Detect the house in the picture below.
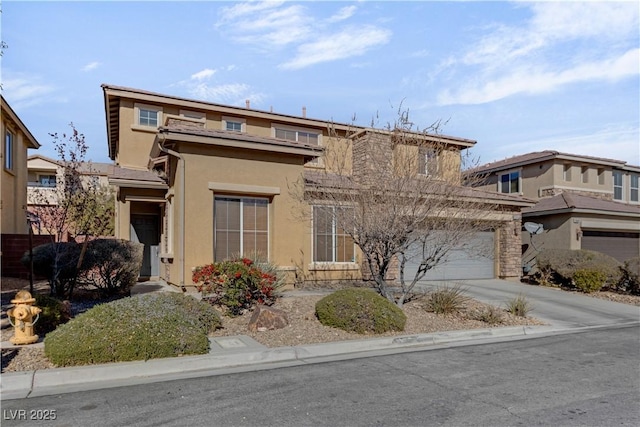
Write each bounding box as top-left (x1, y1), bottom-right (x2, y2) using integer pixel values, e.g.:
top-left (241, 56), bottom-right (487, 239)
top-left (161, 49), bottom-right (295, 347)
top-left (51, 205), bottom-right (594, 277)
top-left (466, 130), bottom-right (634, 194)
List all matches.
top-left (102, 84), bottom-right (533, 287)
top-left (26, 154), bottom-right (115, 240)
top-left (1, 95), bottom-right (44, 277)
top-left (471, 151), bottom-right (640, 265)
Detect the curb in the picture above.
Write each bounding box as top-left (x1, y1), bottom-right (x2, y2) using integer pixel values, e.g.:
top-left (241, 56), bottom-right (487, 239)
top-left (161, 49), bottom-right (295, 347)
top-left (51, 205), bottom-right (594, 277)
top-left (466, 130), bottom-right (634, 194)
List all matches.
top-left (1, 325), bottom-right (556, 400)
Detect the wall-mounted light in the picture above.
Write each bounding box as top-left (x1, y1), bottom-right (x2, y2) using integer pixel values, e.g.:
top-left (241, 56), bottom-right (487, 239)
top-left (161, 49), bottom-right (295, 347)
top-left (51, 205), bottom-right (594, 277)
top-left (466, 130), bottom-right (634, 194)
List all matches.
top-left (576, 227), bottom-right (583, 240)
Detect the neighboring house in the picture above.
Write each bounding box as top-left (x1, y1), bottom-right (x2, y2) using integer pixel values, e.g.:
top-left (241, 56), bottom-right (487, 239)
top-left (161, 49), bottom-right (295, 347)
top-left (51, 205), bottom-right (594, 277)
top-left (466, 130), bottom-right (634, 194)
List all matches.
top-left (27, 154), bottom-right (115, 240)
top-left (102, 84), bottom-right (533, 287)
top-left (471, 151), bottom-right (640, 266)
top-left (1, 95), bottom-right (44, 278)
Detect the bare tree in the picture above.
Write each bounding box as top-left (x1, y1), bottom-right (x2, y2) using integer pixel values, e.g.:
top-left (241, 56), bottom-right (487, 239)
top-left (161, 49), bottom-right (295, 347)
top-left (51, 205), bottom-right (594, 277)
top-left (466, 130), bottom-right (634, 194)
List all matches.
top-left (293, 110), bottom-right (501, 306)
top-left (27, 124), bottom-right (114, 297)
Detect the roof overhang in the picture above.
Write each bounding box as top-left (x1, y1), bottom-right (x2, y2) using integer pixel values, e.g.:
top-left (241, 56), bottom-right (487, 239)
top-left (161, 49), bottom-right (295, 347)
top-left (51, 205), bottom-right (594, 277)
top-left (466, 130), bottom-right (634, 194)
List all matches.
top-left (1, 95), bottom-right (40, 149)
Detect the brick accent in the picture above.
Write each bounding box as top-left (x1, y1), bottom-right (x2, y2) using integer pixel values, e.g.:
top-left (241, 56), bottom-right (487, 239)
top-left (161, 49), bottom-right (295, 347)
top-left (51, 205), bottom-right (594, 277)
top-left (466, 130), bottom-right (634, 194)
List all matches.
top-left (1, 234), bottom-right (53, 279)
top-left (498, 218), bottom-right (523, 280)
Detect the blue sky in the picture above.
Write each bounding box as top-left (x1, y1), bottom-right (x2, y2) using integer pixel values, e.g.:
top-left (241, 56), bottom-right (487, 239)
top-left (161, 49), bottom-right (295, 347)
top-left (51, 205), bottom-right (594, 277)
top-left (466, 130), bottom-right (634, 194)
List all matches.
top-left (2, 0), bottom-right (639, 166)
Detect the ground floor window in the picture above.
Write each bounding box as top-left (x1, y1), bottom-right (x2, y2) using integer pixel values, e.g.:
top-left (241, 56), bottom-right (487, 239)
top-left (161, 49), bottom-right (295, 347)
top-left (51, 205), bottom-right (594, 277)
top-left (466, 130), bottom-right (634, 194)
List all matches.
top-left (313, 206), bottom-right (355, 263)
top-left (214, 197), bottom-right (268, 260)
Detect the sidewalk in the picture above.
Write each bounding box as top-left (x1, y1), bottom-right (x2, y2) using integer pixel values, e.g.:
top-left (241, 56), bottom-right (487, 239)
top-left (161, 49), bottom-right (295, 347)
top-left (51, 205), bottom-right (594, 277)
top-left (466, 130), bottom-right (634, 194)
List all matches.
top-left (2, 279), bottom-right (638, 401)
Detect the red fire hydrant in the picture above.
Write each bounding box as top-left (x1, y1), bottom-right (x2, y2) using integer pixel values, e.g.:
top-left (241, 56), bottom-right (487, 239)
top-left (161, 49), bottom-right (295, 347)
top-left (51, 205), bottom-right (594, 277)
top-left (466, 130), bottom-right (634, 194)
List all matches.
top-left (7, 290), bottom-right (42, 345)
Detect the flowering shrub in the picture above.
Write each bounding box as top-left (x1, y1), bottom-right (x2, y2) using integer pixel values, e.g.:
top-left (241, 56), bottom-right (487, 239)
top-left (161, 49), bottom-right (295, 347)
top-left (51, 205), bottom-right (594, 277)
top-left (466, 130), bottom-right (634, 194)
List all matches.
top-left (192, 257), bottom-right (282, 316)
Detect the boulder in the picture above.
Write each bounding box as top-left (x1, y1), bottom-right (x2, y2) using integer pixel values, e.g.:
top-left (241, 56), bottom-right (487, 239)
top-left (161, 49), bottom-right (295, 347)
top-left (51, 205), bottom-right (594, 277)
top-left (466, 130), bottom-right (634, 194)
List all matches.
top-left (247, 305), bottom-right (289, 332)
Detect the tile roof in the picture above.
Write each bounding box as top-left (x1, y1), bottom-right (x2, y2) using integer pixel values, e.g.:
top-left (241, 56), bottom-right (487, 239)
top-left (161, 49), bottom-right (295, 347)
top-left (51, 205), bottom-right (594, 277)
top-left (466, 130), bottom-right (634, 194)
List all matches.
top-left (524, 193), bottom-right (640, 216)
top-left (109, 166), bottom-right (167, 185)
top-left (472, 150), bottom-right (628, 174)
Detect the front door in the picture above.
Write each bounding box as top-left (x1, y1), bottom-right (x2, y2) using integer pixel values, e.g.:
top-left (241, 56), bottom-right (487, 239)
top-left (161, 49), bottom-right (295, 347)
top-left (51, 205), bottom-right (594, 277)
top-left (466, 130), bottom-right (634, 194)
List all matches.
top-left (131, 215), bottom-right (160, 278)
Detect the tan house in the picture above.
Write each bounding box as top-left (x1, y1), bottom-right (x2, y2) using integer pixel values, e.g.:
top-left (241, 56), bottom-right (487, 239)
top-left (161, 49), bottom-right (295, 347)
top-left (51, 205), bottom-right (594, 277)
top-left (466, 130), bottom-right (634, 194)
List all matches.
top-left (102, 84), bottom-right (533, 287)
top-left (1, 95), bottom-right (41, 234)
top-left (472, 151), bottom-right (640, 265)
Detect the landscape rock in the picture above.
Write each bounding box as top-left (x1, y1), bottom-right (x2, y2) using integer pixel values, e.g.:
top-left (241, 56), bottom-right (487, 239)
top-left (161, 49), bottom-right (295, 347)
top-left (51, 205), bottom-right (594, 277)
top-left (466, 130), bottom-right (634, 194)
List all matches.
top-left (247, 305), bottom-right (289, 332)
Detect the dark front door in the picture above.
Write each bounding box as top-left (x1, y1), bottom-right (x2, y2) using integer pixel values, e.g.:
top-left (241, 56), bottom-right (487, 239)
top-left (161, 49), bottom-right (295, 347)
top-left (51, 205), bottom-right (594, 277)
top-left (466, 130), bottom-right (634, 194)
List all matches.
top-left (131, 215), bottom-right (160, 277)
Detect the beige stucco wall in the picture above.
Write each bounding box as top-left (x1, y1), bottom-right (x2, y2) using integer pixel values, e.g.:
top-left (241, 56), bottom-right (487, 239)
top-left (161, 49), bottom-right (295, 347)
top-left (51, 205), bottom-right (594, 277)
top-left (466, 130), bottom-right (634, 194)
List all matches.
top-left (1, 117), bottom-right (31, 234)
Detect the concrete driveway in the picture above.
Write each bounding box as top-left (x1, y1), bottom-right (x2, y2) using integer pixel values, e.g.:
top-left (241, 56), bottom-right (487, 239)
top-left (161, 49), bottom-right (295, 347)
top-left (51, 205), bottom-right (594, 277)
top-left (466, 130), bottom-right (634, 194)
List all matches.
top-left (416, 279), bottom-right (640, 329)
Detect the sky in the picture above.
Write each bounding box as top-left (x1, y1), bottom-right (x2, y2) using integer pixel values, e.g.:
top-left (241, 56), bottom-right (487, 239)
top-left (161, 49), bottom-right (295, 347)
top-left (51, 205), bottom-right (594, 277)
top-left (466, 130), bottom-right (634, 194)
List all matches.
top-left (2, 0), bottom-right (639, 167)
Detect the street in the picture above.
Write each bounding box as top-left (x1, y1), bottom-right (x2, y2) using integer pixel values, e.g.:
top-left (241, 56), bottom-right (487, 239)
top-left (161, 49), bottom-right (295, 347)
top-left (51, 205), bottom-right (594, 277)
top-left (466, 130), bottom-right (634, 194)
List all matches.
top-left (3, 325), bottom-right (639, 427)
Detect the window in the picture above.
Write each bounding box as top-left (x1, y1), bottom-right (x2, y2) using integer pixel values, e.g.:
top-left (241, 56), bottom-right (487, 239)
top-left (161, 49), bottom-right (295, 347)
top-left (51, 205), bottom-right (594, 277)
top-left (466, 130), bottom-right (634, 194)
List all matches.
top-left (631, 174), bottom-right (639, 203)
top-left (274, 127), bottom-right (319, 145)
top-left (135, 104), bottom-right (162, 128)
top-left (418, 148), bottom-right (439, 176)
top-left (563, 164), bottom-right (572, 181)
top-left (598, 168), bottom-right (605, 185)
top-left (4, 130), bottom-right (14, 170)
top-left (613, 170), bottom-right (623, 200)
top-left (222, 116), bottom-right (245, 133)
top-left (500, 171), bottom-right (520, 194)
top-left (38, 174), bottom-right (57, 187)
top-left (313, 206), bottom-right (355, 263)
top-left (581, 166), bottom-right (589, 183)
top-left (214, 197), bottom-right (268, 260)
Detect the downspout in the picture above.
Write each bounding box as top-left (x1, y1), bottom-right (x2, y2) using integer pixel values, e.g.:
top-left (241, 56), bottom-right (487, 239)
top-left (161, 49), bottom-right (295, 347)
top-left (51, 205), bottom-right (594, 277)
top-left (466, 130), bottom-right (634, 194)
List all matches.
top-left (157, 133), bottom-right (186, 288)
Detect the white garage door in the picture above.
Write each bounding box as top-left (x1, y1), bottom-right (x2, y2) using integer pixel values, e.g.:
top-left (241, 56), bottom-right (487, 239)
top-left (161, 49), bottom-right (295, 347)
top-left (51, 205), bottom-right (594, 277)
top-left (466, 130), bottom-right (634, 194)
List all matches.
top-left (404, 231), bottom-right (495, 281)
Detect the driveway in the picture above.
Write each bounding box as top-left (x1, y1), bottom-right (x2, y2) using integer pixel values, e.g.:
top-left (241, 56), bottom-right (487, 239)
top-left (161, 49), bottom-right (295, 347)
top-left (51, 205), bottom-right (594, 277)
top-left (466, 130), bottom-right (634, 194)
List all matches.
top-left (416, 279), bottom-right (640, 329)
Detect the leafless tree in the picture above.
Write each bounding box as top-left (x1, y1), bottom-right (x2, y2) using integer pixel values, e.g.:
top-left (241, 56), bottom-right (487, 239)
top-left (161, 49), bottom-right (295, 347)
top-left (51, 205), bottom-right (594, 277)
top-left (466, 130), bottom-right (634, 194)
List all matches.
top-left (293, 110), bottom-right (501, 306)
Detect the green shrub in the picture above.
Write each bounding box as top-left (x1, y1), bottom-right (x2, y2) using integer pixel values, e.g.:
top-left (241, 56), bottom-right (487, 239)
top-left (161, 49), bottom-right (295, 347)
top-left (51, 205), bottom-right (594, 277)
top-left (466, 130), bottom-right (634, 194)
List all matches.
top-left (192, 257), bottom-right (283, 316)
top-left (536, 249), bottom-right (622, 289)
top-left (505, 294), bottom-right (533, 318)
top-left (315, 288), bottom-right (406, 334)
top-left (44, 293), bottom-right (221, 366)
top-left (573, 269), bottom-right (606, 293)
top-left (82, 239), bottom-right (144, 296)
top-left (33, 294), bottom-right (72, 335)
top-left (21, 242), bottom-right (84, 297)
top-left (617, 258), bottom-right (640, 295)
top-left (425, 284), bottom-right (469, 314)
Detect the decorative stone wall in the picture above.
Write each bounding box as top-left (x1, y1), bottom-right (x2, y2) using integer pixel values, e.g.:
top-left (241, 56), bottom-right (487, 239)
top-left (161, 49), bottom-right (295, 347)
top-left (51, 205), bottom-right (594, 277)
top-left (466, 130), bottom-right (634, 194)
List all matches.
top-left (539, 187), bottom-right (612, 200)
top-left (498, 217), bottom-right (523, 280)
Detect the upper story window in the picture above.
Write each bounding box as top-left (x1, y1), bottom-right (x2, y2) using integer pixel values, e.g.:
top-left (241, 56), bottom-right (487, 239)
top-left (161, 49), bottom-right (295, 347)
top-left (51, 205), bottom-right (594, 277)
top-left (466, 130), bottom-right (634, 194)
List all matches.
top-left (222, 116), bottom-right (245, 133)
top-left (631, 174), bottom-right (639, 203)
top-left (613, 170), bottom-right (623, 200)
top-left (418, 147), bottom-right (439, 177)
top-left (598, 168), bottom-right (605, 185)
top-left (37, 174), bottom-right (57, 187)
top-left (4, 129), bottom-right (14, 171)
top-left (581, 166), bottom-right (589, 183)
top-left (500, 171), bottom-right (520, 194)
top-left (563, 164), bottom-right (572, 181)
top-left (274, 127), bottom-right (319, 145)
top-left (135, 103), bottom-right (162, 128)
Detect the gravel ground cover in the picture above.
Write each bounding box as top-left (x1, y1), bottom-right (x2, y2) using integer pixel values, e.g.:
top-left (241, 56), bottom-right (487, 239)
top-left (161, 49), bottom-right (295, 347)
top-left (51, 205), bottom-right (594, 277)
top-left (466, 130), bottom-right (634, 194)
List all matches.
top-left (2, 277), bottom-right (638, 373)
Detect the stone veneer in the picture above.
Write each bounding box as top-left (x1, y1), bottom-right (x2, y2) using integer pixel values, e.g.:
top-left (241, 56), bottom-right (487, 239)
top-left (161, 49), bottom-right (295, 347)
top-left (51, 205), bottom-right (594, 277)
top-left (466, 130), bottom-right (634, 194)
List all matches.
top-left (498, 216), bottom-right (523, 280)
top-left (539, 187), bottom-right (613, 201)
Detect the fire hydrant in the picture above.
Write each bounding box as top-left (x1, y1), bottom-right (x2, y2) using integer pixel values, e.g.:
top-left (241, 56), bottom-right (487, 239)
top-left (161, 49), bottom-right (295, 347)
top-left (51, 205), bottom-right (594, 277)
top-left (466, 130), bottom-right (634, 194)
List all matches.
top-left (7, 290), bottom-right (42, 345)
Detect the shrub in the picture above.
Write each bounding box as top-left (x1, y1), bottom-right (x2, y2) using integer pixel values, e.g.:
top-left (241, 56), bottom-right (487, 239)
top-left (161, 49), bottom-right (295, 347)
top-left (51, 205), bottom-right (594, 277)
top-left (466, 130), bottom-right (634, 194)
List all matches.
top-left (33, 294), bottom-right (72, 335)
top-left (617, 257), bottom-right (640, 295)
top-left (425, 284), bottom-right (469, 314)
top-left (573, 269), bottom-right (606, 293)
top-left (44, 293), bottom-right (221, 366)
top-left (315, 288), bottom-right (406, 334)
top-left (192, 257), bottom-right (283, 316)
top-left (505, 294), bottom-right (532, 318)
top-left (82, 239), bottom-right (144, 296)
top-left (472, 305), bottom-right (504, 325)
top-left (21, 242), bottom-right (84, 298)
top-left (536, 249), bottom-right (622, 289)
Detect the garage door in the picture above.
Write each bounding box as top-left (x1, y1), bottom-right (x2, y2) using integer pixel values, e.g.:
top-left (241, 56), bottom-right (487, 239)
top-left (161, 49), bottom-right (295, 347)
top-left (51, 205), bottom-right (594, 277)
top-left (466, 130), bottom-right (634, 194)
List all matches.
top-left (404, 231), bottom-right (495, 281)
top-left (581, 230), bottom-right (640, 262)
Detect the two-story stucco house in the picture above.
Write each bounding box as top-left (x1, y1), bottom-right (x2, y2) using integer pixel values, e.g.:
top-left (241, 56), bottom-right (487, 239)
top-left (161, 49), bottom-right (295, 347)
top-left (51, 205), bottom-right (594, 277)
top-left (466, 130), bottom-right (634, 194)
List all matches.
top-left (102, 84), bottom-right (533, 288)
top-left (472, 151), bottom-right (640, 265)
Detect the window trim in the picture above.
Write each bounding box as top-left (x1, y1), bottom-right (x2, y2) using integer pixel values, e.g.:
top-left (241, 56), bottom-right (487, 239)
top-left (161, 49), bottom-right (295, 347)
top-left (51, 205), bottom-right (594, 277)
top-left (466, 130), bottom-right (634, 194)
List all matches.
top-left (132, 103), bottom-right (162, 130)
top-left (499, 169), bottom-right (521, 194)
top-left (4, 129), bottom-right (14, 171)
top-left (213, 196), bottom-right (270, 261)
top-left (312, 206), bottom-right (356, 264)
top-left (222, 116), bottom-right (246, 133)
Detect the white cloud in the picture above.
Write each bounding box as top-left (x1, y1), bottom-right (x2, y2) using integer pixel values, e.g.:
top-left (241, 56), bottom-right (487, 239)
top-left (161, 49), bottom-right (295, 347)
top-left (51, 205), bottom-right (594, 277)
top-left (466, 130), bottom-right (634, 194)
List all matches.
top-left (438, 2), bottom-right (640, 105)
top-left (191, 68), bottom-right (216, 80)
top-left (81, 61), bottom-right (101, 72)
top-left (281, 26), bottom-right (391, 70)
top-left (1, 73), bottom-right (55, 108)
top-left (188, 82), bottom-right (265, 107)
top-left (328, 6), bottom-right (357, 23)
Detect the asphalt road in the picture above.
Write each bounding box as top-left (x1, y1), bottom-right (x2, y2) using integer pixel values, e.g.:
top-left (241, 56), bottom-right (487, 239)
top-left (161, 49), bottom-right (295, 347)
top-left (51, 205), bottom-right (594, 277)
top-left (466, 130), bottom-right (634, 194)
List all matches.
top-left (3, 325), bottom-right (638, 427)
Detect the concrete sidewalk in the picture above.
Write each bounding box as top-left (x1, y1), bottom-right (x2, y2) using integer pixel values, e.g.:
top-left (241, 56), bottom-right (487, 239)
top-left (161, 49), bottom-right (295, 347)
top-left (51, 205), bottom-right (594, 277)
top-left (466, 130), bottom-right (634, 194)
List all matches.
top-left (2, 279), bottom-right (638, 401)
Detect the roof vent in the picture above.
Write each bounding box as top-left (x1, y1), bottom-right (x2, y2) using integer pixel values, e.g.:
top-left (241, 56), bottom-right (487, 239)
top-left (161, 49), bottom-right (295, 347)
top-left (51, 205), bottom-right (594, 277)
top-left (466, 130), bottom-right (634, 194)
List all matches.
top-left (302, 106), bottom-right (307, 118)
top-left (245, 99), bottom-right (250, 109)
